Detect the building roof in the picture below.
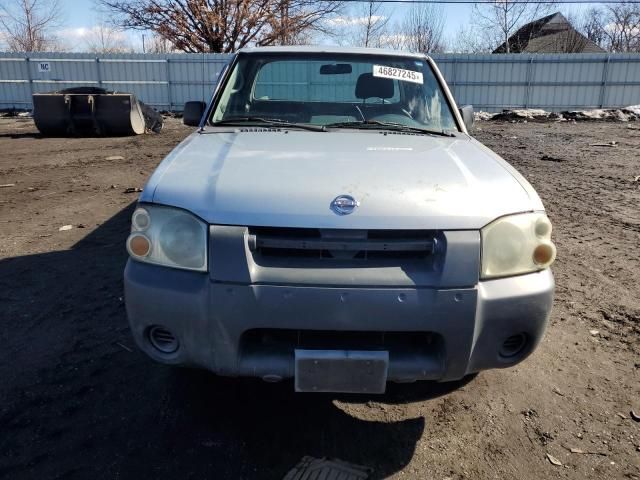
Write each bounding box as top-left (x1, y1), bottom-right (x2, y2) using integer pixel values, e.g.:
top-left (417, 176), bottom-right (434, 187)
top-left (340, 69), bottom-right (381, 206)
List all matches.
top-left (493, 12), bottom-right (605, 54)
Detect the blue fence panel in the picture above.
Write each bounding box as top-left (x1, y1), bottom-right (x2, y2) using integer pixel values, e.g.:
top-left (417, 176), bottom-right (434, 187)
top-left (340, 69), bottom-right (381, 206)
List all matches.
top-left (1, 51), bottom-right (639, 112)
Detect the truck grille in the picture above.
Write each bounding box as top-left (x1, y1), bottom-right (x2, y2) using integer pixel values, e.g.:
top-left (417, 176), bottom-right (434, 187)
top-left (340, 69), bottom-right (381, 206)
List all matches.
top-left (209, 225), bottom-right (477, 287)
top-left (248, 227), bottom-right (437, 262)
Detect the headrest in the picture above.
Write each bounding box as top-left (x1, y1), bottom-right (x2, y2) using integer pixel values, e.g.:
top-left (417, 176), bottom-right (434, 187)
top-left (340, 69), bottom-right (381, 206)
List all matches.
top-left (355, 73), bottom-right (394, 100)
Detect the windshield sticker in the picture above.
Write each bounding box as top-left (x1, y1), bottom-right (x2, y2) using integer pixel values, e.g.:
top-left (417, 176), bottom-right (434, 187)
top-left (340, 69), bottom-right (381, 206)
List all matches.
top-left (373, 65), bottom-right (423, 84)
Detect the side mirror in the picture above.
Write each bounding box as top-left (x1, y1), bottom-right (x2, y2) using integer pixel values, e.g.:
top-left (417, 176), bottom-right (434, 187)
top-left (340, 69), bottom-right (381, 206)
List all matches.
top-left (459, 105), bottom-right (474, 132)
top-left (183, 101), bottom-right (206, 127)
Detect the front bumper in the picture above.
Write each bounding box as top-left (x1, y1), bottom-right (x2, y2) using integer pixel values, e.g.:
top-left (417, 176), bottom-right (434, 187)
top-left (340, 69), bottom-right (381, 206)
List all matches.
top-left (124, 260), bottom-right (554, 382)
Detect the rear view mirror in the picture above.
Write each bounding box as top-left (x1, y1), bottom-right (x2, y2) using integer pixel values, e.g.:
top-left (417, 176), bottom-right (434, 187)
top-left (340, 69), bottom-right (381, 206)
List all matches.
top-left (320, 63), bottom-right (353, 75)
top-left (459, 105), bottom-right (474, 131)
top-left (183, 101), bottom-right (206, 127)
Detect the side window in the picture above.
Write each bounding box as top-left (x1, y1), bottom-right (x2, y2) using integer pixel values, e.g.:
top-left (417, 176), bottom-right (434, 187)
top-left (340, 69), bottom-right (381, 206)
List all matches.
top-left (212, 65), bottom-right (244, 122)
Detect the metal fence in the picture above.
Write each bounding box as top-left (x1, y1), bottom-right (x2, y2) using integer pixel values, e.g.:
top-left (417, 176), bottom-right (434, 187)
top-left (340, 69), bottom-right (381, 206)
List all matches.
top-left (1, 51), bottom-right (639, 112)
top-left (431, 53), bottom-right (640, 111)
top-left (0, 52), bottom-right (229, 111)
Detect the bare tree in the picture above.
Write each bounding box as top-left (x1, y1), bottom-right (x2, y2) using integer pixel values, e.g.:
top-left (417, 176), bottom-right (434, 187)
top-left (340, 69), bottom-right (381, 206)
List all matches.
top-left (333, 1), bottom-right (391, 48)
top-left (0, 0), bottom-right (63, 51)
top-left (144, 33), bottom-right (176, 53)
top-left (603, 1), bottom-right (640, 52)
top-left (358, 1), bottom-right (391, 47)
top-left (84, 23), bottom-right (133, 53)
top-left (577, 3), bottom-right (640, 52)
top-left (379, 28), bottom-right (405, 50)
top-left (579, 7), bottom-right (607, 48)
top-left (397, 3), bottom-right (446, 53)
top-left (451, 25), bottom-right (493, 53)
top-left (472, 0), bottom-right (554, 53)
top-left (99, 0), bottom-right (343, 53)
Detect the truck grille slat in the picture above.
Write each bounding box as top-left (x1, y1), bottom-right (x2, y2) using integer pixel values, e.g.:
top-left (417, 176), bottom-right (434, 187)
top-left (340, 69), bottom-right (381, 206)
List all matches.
top-left (248, 227), bottom-right (437, 261)
top-left (253, 236), bottom-right (434, 252)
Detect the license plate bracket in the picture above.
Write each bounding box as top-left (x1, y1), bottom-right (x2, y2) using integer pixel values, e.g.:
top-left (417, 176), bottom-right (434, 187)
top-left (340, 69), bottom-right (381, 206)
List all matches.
top-left (294, 349), bottom-right (389, 394)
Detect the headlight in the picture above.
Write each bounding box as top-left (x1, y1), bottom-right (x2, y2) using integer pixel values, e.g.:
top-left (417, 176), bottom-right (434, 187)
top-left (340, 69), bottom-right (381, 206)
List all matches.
top-left (126, 205), bottom-right (207, 271)
top-left (481, 212), bottom-right (556, 279)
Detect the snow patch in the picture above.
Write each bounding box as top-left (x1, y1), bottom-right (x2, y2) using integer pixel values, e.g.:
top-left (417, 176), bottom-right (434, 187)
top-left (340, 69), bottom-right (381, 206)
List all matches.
top-left (474, 106), bottom-right (640, 122)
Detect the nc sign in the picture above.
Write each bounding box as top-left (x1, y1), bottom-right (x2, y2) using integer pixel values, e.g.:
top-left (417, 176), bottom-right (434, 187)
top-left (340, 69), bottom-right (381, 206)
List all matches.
top-left (37, 62), bottom-right (51, 73)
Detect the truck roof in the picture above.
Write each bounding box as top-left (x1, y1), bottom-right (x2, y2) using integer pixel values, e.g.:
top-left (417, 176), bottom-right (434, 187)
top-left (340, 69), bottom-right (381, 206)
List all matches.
top-left (237, 45), bottom-right (431, 60)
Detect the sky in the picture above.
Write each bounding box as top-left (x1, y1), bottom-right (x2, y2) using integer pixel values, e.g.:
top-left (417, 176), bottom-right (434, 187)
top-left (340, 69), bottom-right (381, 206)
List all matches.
top-left (57, 0), bottom-right (595, 52)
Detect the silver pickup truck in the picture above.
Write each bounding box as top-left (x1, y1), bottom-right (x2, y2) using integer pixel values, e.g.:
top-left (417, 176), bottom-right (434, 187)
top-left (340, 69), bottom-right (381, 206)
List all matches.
top-left (124, 46), bottom-right (556, 394)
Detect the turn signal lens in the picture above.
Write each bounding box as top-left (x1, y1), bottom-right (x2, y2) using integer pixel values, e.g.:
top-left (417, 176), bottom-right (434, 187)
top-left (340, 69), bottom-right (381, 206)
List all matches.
top-left (128, 234), bottom-right (151, 257)
top-left (533, 243), bottom-right (556, 266)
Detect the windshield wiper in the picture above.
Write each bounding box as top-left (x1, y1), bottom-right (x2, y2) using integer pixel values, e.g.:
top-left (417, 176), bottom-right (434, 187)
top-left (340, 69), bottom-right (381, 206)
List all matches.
top-left (211, 116), bottom-right (326, 132)
top-left (325, 120), bottom-right (455, 137)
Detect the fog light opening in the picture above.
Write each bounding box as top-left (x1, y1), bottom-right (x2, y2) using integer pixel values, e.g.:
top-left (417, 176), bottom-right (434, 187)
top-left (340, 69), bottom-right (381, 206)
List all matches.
top-left (499, 333), bottom-right (528, 358)
top-left (148, 326), bottom-right (179, 354)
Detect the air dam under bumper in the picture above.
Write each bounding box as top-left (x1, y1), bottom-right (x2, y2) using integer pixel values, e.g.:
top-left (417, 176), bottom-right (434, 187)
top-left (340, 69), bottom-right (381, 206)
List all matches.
top-left (124, 260), bottom-right (554, 382)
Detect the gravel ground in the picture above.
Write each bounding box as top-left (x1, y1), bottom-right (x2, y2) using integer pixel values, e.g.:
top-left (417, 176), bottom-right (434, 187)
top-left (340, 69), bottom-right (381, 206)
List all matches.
top-left (0, 117), bottom-right (639, 480)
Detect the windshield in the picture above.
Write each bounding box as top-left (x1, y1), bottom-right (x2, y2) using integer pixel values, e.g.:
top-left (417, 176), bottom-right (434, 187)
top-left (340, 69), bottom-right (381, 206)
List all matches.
top-left (209, 53), bottom-right (459, 132)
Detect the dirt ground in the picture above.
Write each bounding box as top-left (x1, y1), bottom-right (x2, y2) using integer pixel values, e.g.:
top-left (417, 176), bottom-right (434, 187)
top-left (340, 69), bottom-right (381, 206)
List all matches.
top-left (0, 116), bottom-right (638, 480)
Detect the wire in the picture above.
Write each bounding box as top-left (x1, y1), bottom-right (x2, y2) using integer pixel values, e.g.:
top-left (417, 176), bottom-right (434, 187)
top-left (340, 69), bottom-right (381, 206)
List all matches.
top-left (330, 0), bottom-right (640, 3)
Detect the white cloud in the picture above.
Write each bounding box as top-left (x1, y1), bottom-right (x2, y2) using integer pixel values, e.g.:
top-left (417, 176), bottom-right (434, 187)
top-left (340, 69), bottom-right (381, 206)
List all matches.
top-left (57, 25), bottom-right (132, 52)
top-left (59, 26), bottom-right (127, 43)
top-left (327, 15), bottom-right (387, 27)
top-left (604, 21), bottom-right (640, 35)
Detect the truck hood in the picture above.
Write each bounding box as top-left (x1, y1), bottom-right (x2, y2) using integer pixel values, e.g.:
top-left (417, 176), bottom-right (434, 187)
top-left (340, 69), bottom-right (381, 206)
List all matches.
top-left (143, 130), bottom-right (542, 230)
